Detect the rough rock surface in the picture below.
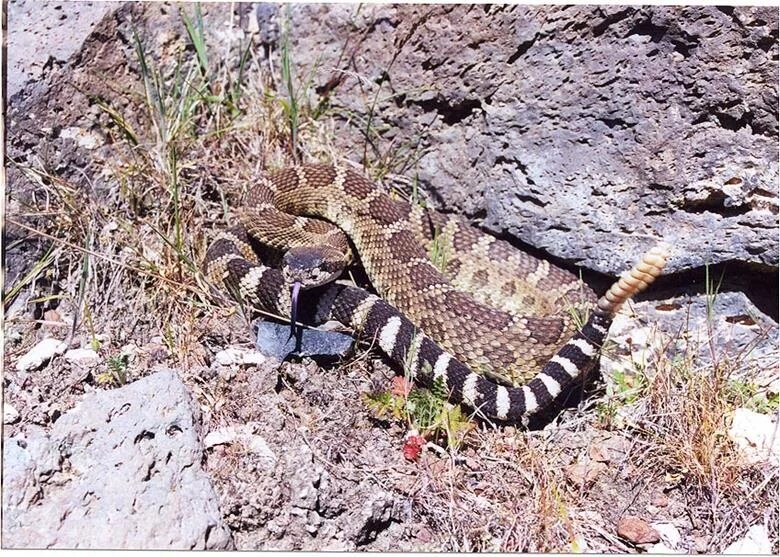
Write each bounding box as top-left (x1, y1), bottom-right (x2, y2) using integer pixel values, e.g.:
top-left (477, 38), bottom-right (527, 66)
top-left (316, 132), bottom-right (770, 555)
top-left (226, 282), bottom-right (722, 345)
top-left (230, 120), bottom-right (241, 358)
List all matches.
top-left (3, 5), bottom-right (777, 551)
top-left (6, 0), bottom-right (120, 97)
top-left (603, 291), bottom-right (778, 379)
top-left (2, 370), bottom-right (233, 549)
top-left (6, 4), bottom-right (778, 301)
top-left (283, 4), bottom-right (778, 275)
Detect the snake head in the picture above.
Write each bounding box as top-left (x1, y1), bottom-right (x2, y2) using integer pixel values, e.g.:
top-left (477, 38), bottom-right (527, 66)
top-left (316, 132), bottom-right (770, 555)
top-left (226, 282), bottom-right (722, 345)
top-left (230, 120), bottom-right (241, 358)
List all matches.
top-left (282, 246), bottom-right (346, 290)
top-left (283, 246), bottom-right (346, 337)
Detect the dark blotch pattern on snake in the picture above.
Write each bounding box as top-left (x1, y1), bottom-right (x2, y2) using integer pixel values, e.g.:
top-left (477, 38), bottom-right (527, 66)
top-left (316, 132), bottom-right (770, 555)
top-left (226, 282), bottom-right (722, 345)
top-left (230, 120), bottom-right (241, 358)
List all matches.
top-left (203, 164), bottom-right (669, 421)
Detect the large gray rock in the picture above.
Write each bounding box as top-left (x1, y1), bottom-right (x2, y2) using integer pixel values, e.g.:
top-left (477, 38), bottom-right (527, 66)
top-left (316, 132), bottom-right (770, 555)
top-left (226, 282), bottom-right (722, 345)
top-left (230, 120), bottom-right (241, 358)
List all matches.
top-left (2, 370), bottom-right (233, 549)
top-left (284, 4), bottom-right (778, 274)
top-left (6, 4), bottom-right (776, 290)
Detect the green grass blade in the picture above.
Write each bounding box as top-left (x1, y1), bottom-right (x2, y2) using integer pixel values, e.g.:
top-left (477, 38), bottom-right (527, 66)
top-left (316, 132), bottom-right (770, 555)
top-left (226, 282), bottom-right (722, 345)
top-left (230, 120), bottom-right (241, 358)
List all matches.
top-left (181, 4), bottom-right (209, 84)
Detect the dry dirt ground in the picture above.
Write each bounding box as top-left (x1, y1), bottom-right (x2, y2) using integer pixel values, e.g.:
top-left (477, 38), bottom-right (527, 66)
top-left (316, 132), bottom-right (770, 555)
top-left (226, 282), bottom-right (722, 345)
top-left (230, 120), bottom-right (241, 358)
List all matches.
top-left (3, 3), bottom-right (778, 551)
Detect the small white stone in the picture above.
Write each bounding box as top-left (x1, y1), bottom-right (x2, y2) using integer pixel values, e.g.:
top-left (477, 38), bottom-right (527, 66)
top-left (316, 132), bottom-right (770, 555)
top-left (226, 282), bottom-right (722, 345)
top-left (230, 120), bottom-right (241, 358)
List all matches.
top-left (59, 126), bottom-right (102, 149)
top-left (570, 534), bottom-right (589, 553)
top-left (724, 524), bottom-right (772, 554)
top-left (215, 347), bottom-right (266, 367)
top-left (214, 349), bottom-right (238, 366)
top-left (204, 424), bottom-right (276, 466)
top-left (16, 338), bottom-right (67, 371)
top-left (653, 523), bottom-right (682, 549)
top-left (728, 408), bottom-right (780, 465)
top-left (240, 350), bottom-right (266, 366)
top-left (3, 403), bottom-right (20, 424)
top-left (64, 348), bottom-right (101, 367)
top-left (204, 428), bottom-right (234, 448)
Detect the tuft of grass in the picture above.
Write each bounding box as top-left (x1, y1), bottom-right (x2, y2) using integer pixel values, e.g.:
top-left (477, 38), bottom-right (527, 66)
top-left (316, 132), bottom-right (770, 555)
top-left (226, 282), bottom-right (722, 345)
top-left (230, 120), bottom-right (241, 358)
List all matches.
top-left (630, 330), bottom-right (777, 551)
top-left (3, 244), bottom-right (58, 311)
top-left (180, 4), bottom-right (209, 84)
top-left (564, 271), bottom-right (591, 331)
top-left (279, 11), bottom-right (300, 159)
top-left (274, 7), bottom-right (327, 161)
top-left (595, 363), bottom-right (649, 429)
top-left (5, 9), bottom-right (283, 373)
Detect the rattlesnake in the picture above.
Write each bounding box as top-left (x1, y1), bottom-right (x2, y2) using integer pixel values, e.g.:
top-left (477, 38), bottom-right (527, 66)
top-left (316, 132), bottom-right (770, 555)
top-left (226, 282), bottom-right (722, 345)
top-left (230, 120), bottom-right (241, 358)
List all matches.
top-left (203, 164), bottom-right (669, 422)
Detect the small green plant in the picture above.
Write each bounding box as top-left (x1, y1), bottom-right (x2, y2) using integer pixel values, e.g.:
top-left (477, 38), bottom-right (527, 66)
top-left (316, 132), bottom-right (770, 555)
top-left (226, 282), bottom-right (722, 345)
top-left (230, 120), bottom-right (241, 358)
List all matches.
top-left (611, 368), bottom-right (647, 404)
top-left (596, 362), bottom-right (649, 428)
top-left (726, 379), bottom-right (780, 414)
top-left (364, 378), bottom-right (473, 450)
top-left (595, 400), bottom-right (619, 428)
top-left (97, 354), bottom-right (129, 387)
top-left (279, 12), bottom-right (299, 157)
top-left (364, 336), bottom-right (473, 449)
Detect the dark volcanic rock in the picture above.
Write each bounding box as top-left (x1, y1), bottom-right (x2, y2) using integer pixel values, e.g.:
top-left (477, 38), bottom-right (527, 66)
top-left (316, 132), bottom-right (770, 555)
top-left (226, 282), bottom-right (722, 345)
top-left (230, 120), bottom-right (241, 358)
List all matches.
top-left (285, 4), bottom-right (778, 275)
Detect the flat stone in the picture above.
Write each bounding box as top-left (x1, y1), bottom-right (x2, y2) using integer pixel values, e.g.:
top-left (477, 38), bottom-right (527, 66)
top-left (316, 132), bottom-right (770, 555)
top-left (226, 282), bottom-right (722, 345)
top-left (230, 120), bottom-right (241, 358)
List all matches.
top-left (214, 347), bottom-right (267, 367)
top-left (16, 338), bottom-right (67, 371)
top-left (3, 403), bottom-right (20, 425)
top-left (602, 292), bottom-right (778, 382)
top-left (724, 524), bottom-right (772, 554)
top-left (565, 460), bottom-right (608, 486)
top-left (728, 407), bottom-right (780, 465)
top-left (214, 348), bottom-right (239, 366)
top-left (254, 320), bottom-right (354, 362)
top-left (653, 522), bottom-right (682, 549)
top-left (204, 423), bottom-right (277, 468)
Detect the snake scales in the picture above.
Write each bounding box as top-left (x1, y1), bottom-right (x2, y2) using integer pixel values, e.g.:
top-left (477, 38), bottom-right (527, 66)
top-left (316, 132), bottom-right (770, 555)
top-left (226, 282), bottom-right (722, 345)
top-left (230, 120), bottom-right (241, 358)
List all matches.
top-left (203, 164), bottom-right (669, 422)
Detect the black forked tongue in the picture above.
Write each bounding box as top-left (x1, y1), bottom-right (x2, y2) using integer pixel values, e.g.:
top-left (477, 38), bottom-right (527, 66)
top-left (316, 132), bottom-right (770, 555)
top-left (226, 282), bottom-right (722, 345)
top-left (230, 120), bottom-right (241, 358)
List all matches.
top-left (288, 281), bottom-right (302, 339)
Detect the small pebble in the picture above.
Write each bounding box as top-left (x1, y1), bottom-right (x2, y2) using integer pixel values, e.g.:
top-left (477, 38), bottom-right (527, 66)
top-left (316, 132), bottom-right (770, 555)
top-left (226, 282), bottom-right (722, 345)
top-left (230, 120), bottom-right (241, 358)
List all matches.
top-left (617, 516), bottom-right (661, 545)
top-left (653, 522), bottom-right (681, 549)
top-left (565, 460), bottom-right (608, 486)
top-left (216, 366), bottom-right (236, 381)
top-left (3, 403), bottom-right (20, 424)
top-left (214, 350), bottom-right (237, 366)
top-left (651, 493), bottom-right (670, 508)
top-left (241, 350), bottom-right (266, 366)
top-left (416, 526), bottom-right (433, 543)
top-left (64, 348), bottom-right (101, 367)
top-left (693, 535), bottom-right (710, 553)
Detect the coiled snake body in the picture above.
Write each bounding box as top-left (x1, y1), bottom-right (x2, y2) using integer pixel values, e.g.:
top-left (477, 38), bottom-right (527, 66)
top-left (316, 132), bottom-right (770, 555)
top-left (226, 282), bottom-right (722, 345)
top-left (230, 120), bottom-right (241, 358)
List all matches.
top-left (204, 164), bottom-right (669, 422)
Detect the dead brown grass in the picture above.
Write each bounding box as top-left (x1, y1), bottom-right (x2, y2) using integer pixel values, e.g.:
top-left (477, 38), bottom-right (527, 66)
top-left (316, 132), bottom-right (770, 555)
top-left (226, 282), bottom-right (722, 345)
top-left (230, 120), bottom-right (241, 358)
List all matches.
top-left (4, 6), bottom-right (777, 554)
top-left (626, 322), bottom-right (779, 552)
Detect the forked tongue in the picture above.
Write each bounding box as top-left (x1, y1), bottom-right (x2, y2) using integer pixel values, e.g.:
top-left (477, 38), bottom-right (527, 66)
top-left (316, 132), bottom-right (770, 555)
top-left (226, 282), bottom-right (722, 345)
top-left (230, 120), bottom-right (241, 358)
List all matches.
top-left (289, 281), bottom-right (302, 338)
